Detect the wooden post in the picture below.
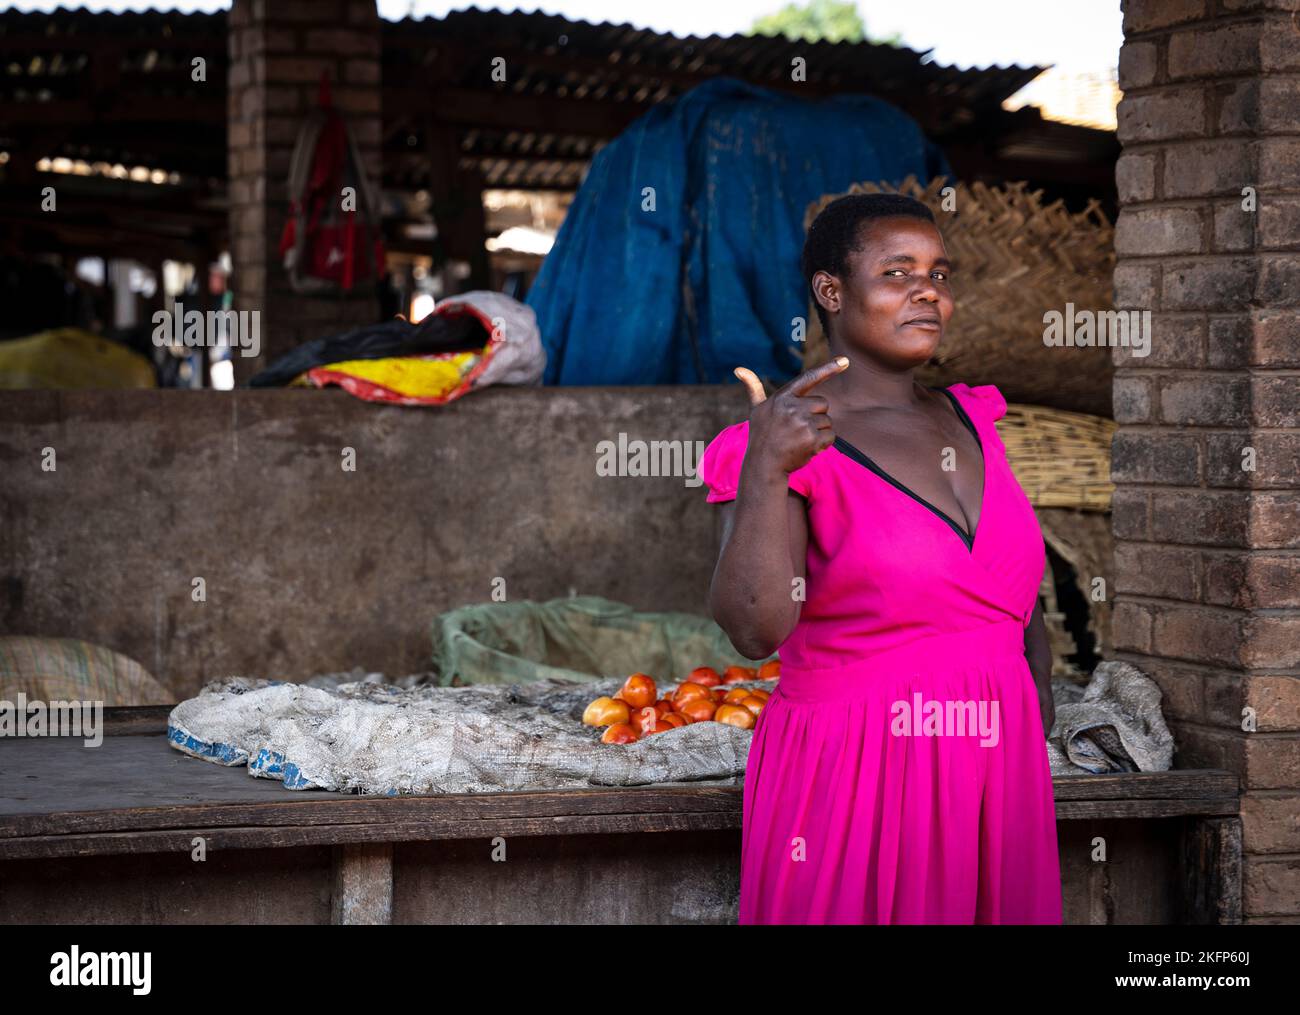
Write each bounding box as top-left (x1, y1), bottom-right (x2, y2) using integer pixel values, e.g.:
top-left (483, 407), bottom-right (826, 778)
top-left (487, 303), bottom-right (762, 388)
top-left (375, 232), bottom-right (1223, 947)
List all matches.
top-left (424, 118), bottom-right (489, 292)
top-left (330, 842), bottom-right (395, 925)
top-left (1181, 815), bottom-right (1243, 925)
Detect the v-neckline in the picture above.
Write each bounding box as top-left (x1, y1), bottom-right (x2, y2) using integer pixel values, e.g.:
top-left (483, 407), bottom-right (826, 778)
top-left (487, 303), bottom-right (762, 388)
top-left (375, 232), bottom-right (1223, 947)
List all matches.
top-left (831, 386), bottom-right (988, 554)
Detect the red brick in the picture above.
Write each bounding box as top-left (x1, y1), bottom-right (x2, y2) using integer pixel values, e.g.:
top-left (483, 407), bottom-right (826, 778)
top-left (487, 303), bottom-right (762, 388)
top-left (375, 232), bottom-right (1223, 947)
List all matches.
top-left (347, 0), bottom-right (380, 25)
top-left (262, 0), bottom-right (339, 22)
top-left (1216, 79), bottom-right (1261, 134)
top-left (235, 265), bottom-right (266, 297)
top-left (1259, 78), bottom-right (1300, 132)
top-left (1139, 657), bottom-right (1206, 722)
top-left (229, 60), bottom-right (252, 91)
top-left (1202, 553), bottom-right (1248, 608)
top-left (231, 235), bottom-right (263, 271)
top-left (1119, 40), bottom-right (1159, 90)
top-left (1117, 88), bottom-right (1207, 143)
top-left (1116, 151), bottom-right (1158, 204)
top-left (227, 177), bottom-right (253, 206)
top-left (1151, 489), bottom-right (1251, 545)
top-left (350, 118), bottom-right (382, 148)
top-left (1153, 604), bottom-right (1244, 665)
top-left (1114, 541), bottom-right (1202, 598)
top-left (1244, 856), bottom-right (1300, 915)
top-left (1258, 196), bottom-right (1300, 250)
top-left (1123, 0), bottom-right (1208, 34)
top-left (1113, 262), bottom-right (1159, 308)
top-left (1252, 493), bottom-right (1300, 547)
top-left (1253, 374), bottom-right (1300, 426)
top-left (1245, 736), bottom-right (1300, 790)
top-left (1259, 138), bottom-right (1300, 188)
top-left (331, 86), bottom-right (382, 116)
top-left (1246, 674), bottom-right (1300, 732)
top-left (344, 58), bottom-right (380, 86)
top-left (1116, 312), bottom-right (1204, 367)
top-left (1261, 18), bottom-right (1300, 71)
top-left (1221, 0), bottom-right (1300, 10)
top-left (1168, 23), bottom-right (1262, 79)
top-left (265, 148), bottom-right (293, 176)
top-left (1242, 794), bottom-right (1300, 853)
top-left (1159, 374), bottom-right (1250, 425)
top-left (1112, 599), bottom-right (1156, 653)
top-left (227, 120), bottom-right (252, 149)
top-left (303, 30), bottom-right (377, 58)
top-left (1163, 141), bottom-right (1254, 198)
top-left (1250, 310), bottom-right (1300, 366)
top-left (1172, 723), bottom-right (1245, 773)
top-left (1204, 668), bottom-right (1244, 726)
top-left (1213, 200), bottom-right (1256, 252)
top-left (1218, 433), bottom-right (1300, 486)
top-left (264, 115), bottom-right (300, 147)
top-left (239, 87), bottom-right (263, 120)
top-left (266, 85), bottom-right (304, 115)
top-left (1112, 375), bottom-right (1154, 423)
top-left (1205, 553), bottom-right (1300, 609)
top-left (245, 27), bottom-right (298, 54)
top-left (1161, 258), bottom-right (1257, 311)
top-left (1258, 255), bottom-right (1300, 306)
top-left (1207, 314), bottom-right (1251, 367)
top-left (265, 57), bottom-right (337, 84)
top-left (1112, 431), bottom-right (1201, 485)
top-left (1112, 490), bottom-right (1151, 539)
top-left (1243, 614), bottom-right (1300, 668)
top-left (1116, 206), bottom-right (1204, 255)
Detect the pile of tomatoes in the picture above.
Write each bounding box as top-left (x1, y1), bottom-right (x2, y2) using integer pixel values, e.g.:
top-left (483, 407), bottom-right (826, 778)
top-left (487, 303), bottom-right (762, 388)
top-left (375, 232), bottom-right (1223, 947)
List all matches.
top-left (582, 661), bottom-right (780, 744)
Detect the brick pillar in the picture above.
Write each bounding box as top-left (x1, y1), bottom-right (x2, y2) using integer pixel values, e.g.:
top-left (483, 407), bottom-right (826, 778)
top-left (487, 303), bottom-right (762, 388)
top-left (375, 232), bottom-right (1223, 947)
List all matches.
top-left (1113, 0), bottom-right (1300, 922)
top-left (227, 0), bottom-right (383, 382)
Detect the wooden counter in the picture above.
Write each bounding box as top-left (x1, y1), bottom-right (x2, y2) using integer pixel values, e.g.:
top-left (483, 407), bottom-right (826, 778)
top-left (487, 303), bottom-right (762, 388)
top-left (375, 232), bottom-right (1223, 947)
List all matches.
top-left (0, 707), bottom-right (1241, 925)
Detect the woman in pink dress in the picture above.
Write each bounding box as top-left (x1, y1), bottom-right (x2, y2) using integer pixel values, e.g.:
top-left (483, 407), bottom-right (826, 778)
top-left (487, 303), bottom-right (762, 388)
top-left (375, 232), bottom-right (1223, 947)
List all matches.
top-left (701, 193), bottom-right (1062, 924)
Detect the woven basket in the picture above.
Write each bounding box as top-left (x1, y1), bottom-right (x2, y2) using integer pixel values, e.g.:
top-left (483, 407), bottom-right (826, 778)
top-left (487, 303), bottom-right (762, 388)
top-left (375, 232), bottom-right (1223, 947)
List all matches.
top-left (801, 176), bottom-right (1116, 417)
top-left (998, 403), bottom-right (1117, 512)
top-left (1036, 507), bottom-right (1115, 670)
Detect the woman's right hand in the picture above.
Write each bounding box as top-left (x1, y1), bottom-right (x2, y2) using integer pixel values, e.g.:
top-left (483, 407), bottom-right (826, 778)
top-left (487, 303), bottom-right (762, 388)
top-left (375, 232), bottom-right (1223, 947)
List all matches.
top-left (733, 358), bottom-right (849, 476)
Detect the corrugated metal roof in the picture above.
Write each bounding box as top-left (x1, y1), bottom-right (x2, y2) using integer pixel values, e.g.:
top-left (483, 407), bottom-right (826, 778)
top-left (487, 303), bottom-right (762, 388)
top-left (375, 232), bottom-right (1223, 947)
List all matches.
top-left (0, 5), bottom-right (1060, 191)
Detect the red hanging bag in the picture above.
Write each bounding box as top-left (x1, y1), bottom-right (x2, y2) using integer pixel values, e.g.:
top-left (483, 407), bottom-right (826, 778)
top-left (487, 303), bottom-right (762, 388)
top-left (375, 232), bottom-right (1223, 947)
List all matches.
top-left (278, 73), bottom-right (385, 294)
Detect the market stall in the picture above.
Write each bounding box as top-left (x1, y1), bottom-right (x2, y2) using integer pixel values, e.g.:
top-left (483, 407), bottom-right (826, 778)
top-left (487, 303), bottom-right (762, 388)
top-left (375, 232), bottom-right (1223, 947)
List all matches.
top-left (0, 709), bottom-right (1240, 924)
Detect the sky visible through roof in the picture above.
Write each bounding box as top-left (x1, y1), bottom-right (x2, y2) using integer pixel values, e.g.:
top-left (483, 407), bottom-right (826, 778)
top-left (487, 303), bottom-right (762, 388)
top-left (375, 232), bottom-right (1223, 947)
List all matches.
top-left (4, 0), bottom-right (1124, 75)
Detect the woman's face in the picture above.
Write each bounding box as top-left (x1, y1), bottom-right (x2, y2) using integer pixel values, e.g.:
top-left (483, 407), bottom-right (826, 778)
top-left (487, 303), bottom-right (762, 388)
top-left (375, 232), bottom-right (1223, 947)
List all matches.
top-left (814, 216), bottom-right (954, 368)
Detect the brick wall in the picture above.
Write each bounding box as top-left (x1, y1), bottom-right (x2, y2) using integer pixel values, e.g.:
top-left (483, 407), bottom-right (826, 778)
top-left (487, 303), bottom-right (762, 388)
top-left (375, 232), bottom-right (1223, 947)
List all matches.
top-left (1114, 0), bottom-right (1300, 923)
top-left (227, 0), bottom-right (382, 382)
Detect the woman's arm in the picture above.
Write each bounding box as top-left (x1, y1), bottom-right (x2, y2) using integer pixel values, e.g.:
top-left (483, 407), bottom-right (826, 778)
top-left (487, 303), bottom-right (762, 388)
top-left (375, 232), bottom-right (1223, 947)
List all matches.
top-left (1024, 599), bottom-right (1056, 736)
top-left (708, 481), bottom-right (809, 660)
top-left (709, 358), bottom-right (844, 659)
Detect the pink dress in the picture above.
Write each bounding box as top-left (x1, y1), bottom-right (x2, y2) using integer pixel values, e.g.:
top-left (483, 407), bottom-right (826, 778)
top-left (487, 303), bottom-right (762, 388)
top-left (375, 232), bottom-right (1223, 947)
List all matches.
top-left (700, 382), bottom-right (1062, 924)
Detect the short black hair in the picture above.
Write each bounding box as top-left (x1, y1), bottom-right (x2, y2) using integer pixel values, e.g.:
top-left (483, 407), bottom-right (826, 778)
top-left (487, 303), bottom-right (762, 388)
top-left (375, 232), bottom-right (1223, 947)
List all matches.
top-left (800, 193), bottom-right (937, 337)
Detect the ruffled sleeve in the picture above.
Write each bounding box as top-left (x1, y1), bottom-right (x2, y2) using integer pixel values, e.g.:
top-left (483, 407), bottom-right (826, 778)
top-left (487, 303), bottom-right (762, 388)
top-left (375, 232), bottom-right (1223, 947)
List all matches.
top-left (699, 420), bottom-right (816, 503)
top-left (948, 382), bottom-right (1007, 422)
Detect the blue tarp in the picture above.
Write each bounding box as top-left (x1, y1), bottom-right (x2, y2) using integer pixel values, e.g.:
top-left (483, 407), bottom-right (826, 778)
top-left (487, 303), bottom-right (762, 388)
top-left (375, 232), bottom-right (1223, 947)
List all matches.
top-left (527, 76), bottom-right (951, 387)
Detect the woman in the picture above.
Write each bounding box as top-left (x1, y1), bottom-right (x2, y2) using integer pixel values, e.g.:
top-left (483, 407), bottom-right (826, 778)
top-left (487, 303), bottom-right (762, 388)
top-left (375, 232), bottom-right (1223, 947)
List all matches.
top-left (700, 193), bottom-right (1062, 924)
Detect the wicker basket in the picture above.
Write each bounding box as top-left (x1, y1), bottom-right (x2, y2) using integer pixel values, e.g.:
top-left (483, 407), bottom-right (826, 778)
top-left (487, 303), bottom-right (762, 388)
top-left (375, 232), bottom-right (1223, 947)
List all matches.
top-left (801, 176), bottom-right (1116, 417)
top-left (998, 403), bottom-right (1117, 512)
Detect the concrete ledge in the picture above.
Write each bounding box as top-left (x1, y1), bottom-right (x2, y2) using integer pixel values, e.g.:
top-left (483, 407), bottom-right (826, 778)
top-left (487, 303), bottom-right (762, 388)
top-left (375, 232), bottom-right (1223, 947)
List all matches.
top-left (0, 386), bottom-right (749, 696)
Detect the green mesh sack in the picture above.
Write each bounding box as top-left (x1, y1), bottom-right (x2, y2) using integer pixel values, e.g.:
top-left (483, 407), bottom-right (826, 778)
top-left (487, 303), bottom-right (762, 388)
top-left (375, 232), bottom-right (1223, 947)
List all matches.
top-left (429, 595), bottom-right (775, 687)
